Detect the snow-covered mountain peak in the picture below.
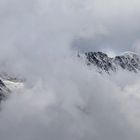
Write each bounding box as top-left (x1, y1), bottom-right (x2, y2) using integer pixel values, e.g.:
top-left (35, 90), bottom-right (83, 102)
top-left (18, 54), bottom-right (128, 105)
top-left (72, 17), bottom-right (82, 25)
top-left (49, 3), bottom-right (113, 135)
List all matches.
top-left (0, 73), bottom-right (24, 102)
top-left (121, 51), bottom-right (139, 57)
top-left (80, 51), bottom-right (140, 73)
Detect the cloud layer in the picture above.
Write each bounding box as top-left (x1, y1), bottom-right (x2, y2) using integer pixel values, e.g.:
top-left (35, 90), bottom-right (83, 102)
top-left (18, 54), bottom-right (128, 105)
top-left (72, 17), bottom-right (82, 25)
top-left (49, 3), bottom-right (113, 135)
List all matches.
top-left (0, 0), bottom-right (140, 140)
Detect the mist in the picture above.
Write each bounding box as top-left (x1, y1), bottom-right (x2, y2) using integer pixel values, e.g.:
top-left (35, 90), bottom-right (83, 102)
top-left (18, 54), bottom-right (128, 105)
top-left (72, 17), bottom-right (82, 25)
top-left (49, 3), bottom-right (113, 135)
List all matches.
top-left (0, 0), bottom-right (140, 140)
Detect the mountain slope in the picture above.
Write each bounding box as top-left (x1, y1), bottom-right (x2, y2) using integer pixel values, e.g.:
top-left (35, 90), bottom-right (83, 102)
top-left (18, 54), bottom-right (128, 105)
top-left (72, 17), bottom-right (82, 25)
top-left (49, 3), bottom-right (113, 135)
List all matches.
top-left (0, 74), bottom-right (24, 103)
top-left (80, 51), bottom-right (140, 73)
top-left (0, 79), bottom-right (10, 102)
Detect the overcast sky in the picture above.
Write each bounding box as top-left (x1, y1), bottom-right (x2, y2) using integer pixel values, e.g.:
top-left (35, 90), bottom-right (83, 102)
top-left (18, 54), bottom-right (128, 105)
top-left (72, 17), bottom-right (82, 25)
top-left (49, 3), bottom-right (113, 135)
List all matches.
top-left (1, 0), bottom-right (140, 140)
top-left (0, 0), bottom-right (140, 60)
top-left (71, 0), bottom-right (140, 54)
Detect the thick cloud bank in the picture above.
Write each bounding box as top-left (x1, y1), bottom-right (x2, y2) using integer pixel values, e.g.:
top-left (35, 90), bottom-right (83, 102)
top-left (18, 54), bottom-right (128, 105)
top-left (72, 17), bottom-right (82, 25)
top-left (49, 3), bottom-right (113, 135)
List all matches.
top-left (0, 0), bottom-right (140, 140)
top-left (1, 60), bottom-right (140, 140)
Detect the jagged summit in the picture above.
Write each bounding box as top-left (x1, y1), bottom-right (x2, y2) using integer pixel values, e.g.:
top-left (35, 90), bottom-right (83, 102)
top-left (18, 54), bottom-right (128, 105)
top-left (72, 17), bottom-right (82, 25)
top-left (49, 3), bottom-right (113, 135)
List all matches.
top-left (80, 51), bottom-right (140, 73)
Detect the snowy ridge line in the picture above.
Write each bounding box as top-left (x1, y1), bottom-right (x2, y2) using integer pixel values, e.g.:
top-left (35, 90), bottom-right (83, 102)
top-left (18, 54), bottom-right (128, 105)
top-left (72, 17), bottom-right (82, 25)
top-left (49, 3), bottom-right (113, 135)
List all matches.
top-left (79, 51), bottom-right (140, 73)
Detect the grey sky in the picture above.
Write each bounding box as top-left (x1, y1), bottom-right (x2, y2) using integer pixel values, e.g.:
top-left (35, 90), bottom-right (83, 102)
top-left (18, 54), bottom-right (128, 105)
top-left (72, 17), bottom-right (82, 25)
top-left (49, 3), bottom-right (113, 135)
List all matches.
top-left (1, 0), bottom-right (140, 60)
top-left (71, 0), bottom-right (140, 54)
top-left (0, 1), bottom-right (140, 140)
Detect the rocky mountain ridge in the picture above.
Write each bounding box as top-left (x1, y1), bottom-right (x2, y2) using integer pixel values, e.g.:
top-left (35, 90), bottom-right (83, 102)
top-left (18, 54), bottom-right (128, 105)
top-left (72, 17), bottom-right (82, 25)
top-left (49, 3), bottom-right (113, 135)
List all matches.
top-left (0, 74), bottom-right (24, 103)
top-left (80, 51), bottom-right (140, 73)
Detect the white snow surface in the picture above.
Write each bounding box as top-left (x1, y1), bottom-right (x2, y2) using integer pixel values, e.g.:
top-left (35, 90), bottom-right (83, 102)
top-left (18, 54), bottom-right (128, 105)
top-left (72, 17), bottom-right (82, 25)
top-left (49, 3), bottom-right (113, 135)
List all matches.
top-left (3, 80), bottom-right (24, 91)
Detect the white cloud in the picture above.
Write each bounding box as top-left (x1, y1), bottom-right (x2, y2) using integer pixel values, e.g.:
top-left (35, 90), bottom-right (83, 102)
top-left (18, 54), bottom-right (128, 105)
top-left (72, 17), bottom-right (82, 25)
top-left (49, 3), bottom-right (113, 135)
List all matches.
top-left (0, 0), bottom-right (140, 140)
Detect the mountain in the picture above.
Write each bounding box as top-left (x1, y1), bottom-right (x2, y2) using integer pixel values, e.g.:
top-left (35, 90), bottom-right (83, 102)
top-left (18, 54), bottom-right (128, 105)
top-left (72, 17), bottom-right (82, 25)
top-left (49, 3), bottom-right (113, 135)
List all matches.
top-left (0, 51), bottom-right (139, 102)
top-left (79, 51), bottom-right (140, 73)
top-left (0, 79), bottom-right (10, 102)
top-left (0, 74), bottom-right (24, 103)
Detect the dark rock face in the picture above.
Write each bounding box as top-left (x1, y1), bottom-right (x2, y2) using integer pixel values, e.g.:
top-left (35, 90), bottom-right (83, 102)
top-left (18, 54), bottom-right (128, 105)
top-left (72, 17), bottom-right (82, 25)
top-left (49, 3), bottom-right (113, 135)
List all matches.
top-left (114, 53), bottom-right (140, 72)
top-left (83, 52), bottom-right (140, 73)
top-left (0, 80), bottom-right (6, 87)
top-left (85, 52), bottom-right (116, 72)
top-left (0, 79), bottom-right (10, 102)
